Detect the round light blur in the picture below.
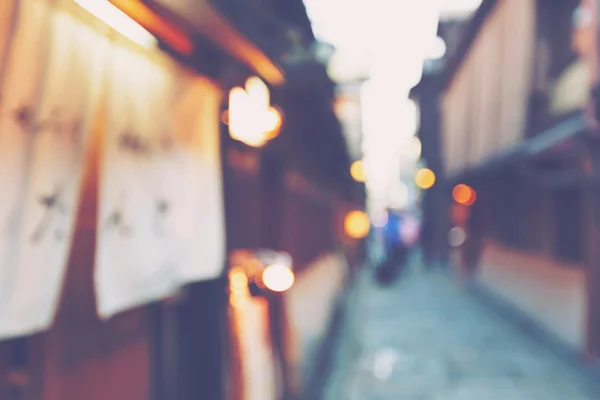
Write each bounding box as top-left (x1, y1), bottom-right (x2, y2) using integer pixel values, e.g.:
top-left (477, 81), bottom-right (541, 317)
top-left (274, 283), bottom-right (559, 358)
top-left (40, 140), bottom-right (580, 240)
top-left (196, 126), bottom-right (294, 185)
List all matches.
top-left (344, 210), bottom-right (371, 239)
top-left (264, 107), bottom-right (282, 139)
top-left (262, 264), bottom-right (295, 292)
top-left (372, 212), bottom-right (389, 228)
top-left (448, 227), bottom-right (466, 247)
top-left (229, 267), bottom-right (249, 295)
top-left (415, 168), bottom-right (436, 189)
top-left (452, 184), bottom-right (476, 206)
top-left (350, 160), bottom-right (367, 182)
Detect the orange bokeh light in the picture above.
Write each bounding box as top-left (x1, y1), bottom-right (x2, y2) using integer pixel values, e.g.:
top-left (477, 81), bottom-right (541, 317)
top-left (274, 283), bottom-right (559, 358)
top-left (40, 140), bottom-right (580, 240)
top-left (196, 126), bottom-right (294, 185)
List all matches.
top-left (452, 184), bottom-right (476, 206)
top-left (264, 107), bottom-right (282, 140)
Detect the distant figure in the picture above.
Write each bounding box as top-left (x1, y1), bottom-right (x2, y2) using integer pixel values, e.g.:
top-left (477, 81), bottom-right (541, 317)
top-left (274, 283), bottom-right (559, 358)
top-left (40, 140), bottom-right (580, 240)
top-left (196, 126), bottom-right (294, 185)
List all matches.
top-left (376, 211), bottom-right (410, 285)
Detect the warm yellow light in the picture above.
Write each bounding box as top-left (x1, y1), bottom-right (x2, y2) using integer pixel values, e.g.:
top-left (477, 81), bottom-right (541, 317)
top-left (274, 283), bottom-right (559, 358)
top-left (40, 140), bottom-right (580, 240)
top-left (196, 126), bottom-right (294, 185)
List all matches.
top-left (229, 87), bottom-right (266, 147)
top-left (344, 210), bottom-right (371, 239)
top-left (262, 264), bottom-right (295, 292)
top-left (228, 87), bottom-right (249, 142)
top-left (415, 168), bottom-right (436, 189)
top-left (228, 80), bottom-right (277, 147)
top-left (246, 76), bottom-right (270, 111)
top-left (229, 267), bottom-right (248, 293)
top-left (264, 107), bottom-right (282, 139)
top-left (350, 160), bottom-right (366, 182)
top-left (74, 0), bottom-right (157, 48)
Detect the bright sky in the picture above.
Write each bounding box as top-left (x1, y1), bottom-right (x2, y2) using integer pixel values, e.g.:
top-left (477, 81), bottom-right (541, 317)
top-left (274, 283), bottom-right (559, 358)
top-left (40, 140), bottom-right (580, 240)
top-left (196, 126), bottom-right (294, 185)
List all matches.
top-left (303, 0), bottom-right (482, 212)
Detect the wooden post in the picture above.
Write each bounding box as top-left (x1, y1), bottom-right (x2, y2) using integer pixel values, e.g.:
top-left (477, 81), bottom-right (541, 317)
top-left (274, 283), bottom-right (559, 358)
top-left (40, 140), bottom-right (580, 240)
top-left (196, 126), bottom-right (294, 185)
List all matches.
top-left (258, 148), bottom-right (294, 399)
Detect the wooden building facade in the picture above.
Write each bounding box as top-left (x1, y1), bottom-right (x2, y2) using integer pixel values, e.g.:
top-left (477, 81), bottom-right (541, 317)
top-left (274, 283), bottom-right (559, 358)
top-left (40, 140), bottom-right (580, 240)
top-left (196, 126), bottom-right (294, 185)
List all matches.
top-left (0, 0), bottom-right (358, 399)
top-left (415, 0), bottom-right (600, 361)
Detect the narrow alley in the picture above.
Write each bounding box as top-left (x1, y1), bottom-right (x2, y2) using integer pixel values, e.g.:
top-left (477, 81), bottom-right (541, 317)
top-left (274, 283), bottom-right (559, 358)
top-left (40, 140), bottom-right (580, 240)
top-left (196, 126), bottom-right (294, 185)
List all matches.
top-left (323, 262), bottom-right (600, 400)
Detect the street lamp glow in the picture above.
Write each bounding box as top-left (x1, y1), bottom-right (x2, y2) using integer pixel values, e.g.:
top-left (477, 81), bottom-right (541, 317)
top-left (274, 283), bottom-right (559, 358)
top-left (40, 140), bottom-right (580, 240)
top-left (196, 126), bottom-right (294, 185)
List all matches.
top-left (262, 264), bottom-right (295, 292)
top-left (415, 168), bottom-right (436, 189)
top-left (227, 77), bottom-right (280, 147)
top-left (453, 184), bottom-right (477, 206)
top-left (264, 107), bottom-right (283, 140)
top-left (350, 160), bottom-right (367, 182)
top-left (344, 210), bottom-right (371, 239)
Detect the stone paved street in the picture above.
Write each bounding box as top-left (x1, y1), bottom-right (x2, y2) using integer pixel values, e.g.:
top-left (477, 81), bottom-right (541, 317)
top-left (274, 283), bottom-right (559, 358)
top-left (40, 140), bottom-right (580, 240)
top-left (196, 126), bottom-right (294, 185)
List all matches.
top-left (323, 263), bottom-right (600, 399)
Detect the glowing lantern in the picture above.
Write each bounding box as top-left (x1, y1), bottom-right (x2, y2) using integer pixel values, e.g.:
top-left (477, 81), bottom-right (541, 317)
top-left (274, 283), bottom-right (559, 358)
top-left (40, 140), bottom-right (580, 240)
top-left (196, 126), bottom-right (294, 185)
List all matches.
top-left (262, 264), bottom-right (295, 292)
top-left (264, 107), bottom-right (282, 140)
top-left (246, 76), bottom-right (270, 111)
top-left (350, 160), bottom-right (366, 182)
top-left (452, 184), bottom-right (476, 206)
top-left (344, 210), bottom-right (370, 239)
top-left (415, 168), bottom-right (436, 189)
top-left (228, 87), bottom-right (250, 142)
top-left (227, 77), bottom-right (281, 147)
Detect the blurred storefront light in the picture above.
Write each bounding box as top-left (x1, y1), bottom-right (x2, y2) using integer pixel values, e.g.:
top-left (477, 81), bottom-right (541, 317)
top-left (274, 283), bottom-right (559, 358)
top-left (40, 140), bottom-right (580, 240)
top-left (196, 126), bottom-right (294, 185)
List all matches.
top-left (344, 210), bottom-right (371, 239)
top-left (227, 77), bottom-right (282, 147)
top-left (449, 227), bottom-right (466, 247)
top-left (229, 267), bottom-right (249, 293)
top-left (262, 264), bottom-right (295, 293)
top-left (452, 184), bottom-right (476, 206)
top-left (264, 107), bottom-right (283, 140)
top-left (372, 211), bottom-right (389, 228)
top-left (350, 160), bottom-right (367, 182)
top-left (414, 168), bottom-right (436, 189)
top-left (246, 76), bottom-right (270, 111)
top-left (74, 0), bottom-right (157, 48)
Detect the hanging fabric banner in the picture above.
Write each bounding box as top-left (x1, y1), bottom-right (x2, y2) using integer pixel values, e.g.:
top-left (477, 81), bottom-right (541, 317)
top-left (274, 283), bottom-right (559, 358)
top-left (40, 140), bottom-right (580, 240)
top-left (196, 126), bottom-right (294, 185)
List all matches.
top-left (95, 45), bottom-right (182, 319)
top-left (168, 74), bottom-right (225, 284)
top-left (0, 0), bottom-right (53, 339)
top-left (96, 48), bottom-right (226, 318)
top-left (0, 4), bottom-right (109, 339)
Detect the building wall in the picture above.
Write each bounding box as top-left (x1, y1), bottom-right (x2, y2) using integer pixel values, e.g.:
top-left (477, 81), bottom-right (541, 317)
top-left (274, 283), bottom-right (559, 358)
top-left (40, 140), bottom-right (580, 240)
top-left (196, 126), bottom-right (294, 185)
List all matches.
top-left (474, 240), bottom-right (586, 349)
top-left (283, 253), bottom-right (347, 392)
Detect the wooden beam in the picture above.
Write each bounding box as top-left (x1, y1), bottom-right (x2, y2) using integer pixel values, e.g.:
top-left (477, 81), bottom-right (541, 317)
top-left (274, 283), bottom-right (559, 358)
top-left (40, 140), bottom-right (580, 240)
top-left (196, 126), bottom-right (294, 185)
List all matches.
top-left (146, 0), bottom-right (285, 85)
top-left (109, 0), bottom-right (194, 55)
